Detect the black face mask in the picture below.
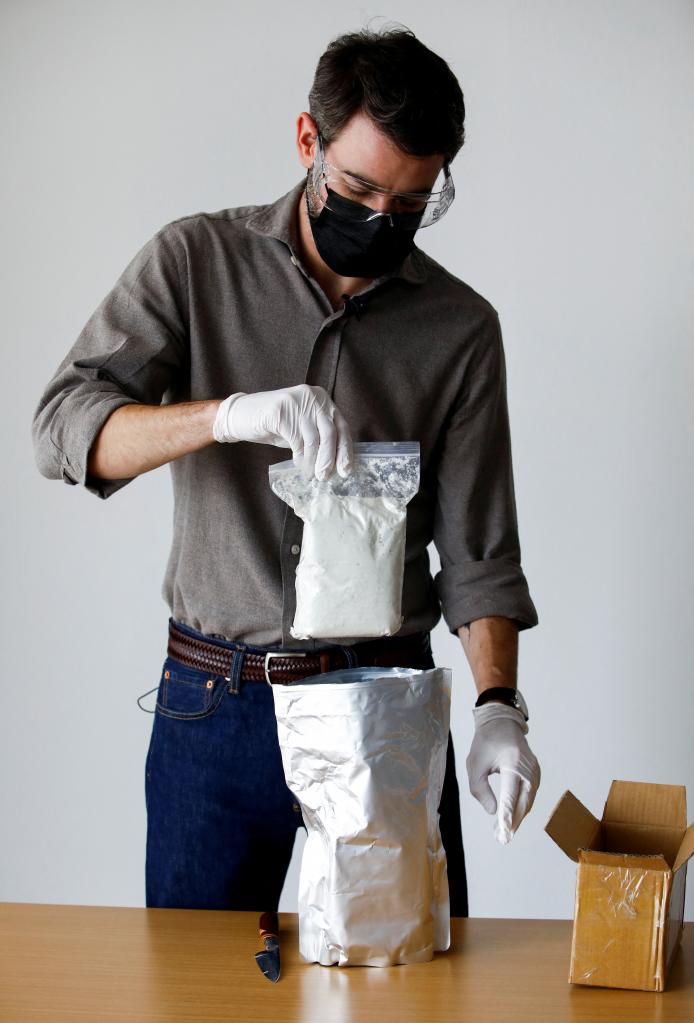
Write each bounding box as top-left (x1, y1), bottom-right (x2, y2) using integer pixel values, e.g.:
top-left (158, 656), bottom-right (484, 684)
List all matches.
top-left (306, 185), bottom-right (421, 279)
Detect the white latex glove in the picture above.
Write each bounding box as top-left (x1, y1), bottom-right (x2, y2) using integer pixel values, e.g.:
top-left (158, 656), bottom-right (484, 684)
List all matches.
top-left (212, 384), bottom-right (353, 481)
top-left (466, 702), bottom-right (541, 845)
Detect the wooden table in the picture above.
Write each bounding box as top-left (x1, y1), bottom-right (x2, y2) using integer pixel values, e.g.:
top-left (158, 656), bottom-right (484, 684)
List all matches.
top-left (1, 902), bottom-right (692, 1021)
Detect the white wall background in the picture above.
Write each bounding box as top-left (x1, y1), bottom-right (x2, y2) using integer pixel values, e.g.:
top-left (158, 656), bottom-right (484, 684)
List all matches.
top-left (2, 0), bottom-right (693, 920)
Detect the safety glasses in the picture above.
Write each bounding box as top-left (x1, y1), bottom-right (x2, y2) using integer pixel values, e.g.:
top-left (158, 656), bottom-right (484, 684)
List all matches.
top-left (306, 133), bottom-right (455, 230)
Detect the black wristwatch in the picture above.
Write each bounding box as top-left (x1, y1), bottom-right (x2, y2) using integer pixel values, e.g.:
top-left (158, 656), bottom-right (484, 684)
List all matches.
top-left (475, 686), bottom-right (529, 722)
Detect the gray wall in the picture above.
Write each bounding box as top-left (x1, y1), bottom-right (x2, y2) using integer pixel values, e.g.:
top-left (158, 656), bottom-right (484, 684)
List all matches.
top-left (2, 0), bottom-right (693, 919)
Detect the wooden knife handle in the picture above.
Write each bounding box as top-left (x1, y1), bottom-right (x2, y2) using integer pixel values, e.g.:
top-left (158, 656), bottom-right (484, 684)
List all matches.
top-left (258, 911), bottom-right (279, 941)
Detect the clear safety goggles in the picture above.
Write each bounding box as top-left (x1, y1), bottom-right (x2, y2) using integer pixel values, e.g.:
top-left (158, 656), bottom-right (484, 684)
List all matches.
top-left (306, 133), bottom-right (455, 230)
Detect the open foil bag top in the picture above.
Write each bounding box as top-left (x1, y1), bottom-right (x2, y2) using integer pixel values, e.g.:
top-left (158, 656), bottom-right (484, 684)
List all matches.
top-left (271, 665), bottom-right (452, 967)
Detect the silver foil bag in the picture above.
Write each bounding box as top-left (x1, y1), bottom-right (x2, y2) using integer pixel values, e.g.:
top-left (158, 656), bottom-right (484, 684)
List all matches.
top-left (271, 665), bottom-right (452, 967)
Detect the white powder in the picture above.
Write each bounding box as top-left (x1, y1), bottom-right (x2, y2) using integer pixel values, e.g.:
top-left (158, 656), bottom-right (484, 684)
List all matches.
top-left (269, 441), bottom-right (420, 642)
top-left (289, 491), bottom-right (406, 640)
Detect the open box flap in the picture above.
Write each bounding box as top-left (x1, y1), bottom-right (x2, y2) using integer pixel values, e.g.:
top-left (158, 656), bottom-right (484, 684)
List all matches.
top-left (603, 780), bottom-right (687, 829)
top-left (673, 822), bottom-right (694, 873)
top-left (545, 790), bottom-right (601, 862)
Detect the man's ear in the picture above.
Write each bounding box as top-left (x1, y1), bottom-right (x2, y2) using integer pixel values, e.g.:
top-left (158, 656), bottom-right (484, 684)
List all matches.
top-left (296, 111), bottom-right (319, 169)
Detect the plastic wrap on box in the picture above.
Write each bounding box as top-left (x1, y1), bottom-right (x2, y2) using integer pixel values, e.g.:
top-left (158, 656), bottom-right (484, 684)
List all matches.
top-left (571, 850), bottom-right (673, 990)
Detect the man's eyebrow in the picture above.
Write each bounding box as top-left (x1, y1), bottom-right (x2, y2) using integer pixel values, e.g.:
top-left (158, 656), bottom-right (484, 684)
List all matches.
top-left (340, 167), bottom-right (434, 194)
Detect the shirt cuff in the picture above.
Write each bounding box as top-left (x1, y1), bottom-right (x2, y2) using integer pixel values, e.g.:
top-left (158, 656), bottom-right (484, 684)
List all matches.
top-left (54, 391), bottom-right (140, 500)
top-left (435, 556), bottom-right (539, 635)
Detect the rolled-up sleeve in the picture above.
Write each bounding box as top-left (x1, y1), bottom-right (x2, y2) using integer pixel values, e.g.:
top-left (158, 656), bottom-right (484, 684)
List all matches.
top-left (432, 310), bottom-right (538, 633)
top-left (31, 223), bottom-right (188, 499)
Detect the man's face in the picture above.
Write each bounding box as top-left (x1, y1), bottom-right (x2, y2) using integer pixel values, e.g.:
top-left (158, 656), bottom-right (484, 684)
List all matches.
top-left (300, 110), bottom-right (446, 215)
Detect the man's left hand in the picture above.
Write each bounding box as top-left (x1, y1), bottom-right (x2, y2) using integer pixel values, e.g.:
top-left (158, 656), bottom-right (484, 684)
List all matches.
top-left (465, 702), bottom-right (541, 844)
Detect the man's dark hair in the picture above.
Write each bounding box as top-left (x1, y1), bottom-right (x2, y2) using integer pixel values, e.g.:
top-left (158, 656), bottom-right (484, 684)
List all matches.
top-left (308, 24), bottom-right (465, 166)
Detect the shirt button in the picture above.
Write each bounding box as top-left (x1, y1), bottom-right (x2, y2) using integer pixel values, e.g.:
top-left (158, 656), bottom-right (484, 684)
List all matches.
top-left (290, 544), bottom-right (301, 555)
top-left (290, 254), bottom-right (298, 266)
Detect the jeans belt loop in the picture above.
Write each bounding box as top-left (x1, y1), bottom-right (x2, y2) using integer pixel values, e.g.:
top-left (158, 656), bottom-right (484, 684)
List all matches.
top-left (226, 643), bottom-right (247, 695)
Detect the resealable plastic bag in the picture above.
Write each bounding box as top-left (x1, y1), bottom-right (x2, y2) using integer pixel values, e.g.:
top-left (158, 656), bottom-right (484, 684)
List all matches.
top-left (271, 664), bottom-right (452, 967)
top-left (267, 441), bottom-right (420, 641)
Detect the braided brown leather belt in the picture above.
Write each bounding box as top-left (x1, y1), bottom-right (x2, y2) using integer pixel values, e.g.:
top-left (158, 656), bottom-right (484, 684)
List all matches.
top-left (167, 618), bottom-right (431, 685)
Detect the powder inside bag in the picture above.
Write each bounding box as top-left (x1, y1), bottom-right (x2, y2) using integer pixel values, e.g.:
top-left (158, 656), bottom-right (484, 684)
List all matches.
top-left (290, 491), bottom-right (406, 640)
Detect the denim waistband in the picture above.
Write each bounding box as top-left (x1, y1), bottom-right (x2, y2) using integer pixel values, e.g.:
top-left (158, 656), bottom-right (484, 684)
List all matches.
top-left (137, 617), bottom-right (434, 705)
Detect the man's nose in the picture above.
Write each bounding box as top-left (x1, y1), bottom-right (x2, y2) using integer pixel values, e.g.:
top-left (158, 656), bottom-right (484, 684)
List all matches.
top-left (368, 194), bottom-right (396, 221)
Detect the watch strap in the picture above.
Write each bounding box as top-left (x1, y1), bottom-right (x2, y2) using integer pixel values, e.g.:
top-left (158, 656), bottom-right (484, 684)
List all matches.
top-left (475, 686), bottom-right (528, 721)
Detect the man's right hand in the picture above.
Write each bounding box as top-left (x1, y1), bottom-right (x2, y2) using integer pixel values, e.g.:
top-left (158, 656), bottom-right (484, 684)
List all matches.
top-left (212, 384), bottom-right (354, 481)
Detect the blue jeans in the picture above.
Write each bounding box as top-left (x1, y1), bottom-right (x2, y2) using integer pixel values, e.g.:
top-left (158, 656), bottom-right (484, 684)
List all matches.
top-left (144, 617), bottom-right (469, 916)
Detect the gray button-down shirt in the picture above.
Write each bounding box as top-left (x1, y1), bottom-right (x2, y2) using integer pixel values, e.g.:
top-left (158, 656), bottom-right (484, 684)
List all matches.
top-left (31, 178), bottom-right (539, 648)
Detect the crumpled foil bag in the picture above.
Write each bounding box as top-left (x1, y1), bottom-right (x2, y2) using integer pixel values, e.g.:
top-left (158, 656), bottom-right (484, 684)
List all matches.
top-left (271, 665), bottom-right (452, 967)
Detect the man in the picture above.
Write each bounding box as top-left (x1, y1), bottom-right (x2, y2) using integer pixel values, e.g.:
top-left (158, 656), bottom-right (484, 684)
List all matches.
top-left (31, 26), bottom-right (540, 916)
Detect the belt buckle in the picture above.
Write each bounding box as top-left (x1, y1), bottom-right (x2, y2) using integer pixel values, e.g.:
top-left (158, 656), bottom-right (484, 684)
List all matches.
top-left (264, 650), bottom-right (307, 686)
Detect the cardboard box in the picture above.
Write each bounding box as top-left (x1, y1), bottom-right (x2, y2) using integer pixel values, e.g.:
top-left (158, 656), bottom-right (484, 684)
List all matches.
top-left (545, 779), bottom-right (694, 991)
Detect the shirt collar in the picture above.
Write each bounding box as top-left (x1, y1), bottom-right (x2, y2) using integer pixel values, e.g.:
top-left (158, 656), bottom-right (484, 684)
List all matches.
top-left (245, 177), bottom-right (428, 286)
